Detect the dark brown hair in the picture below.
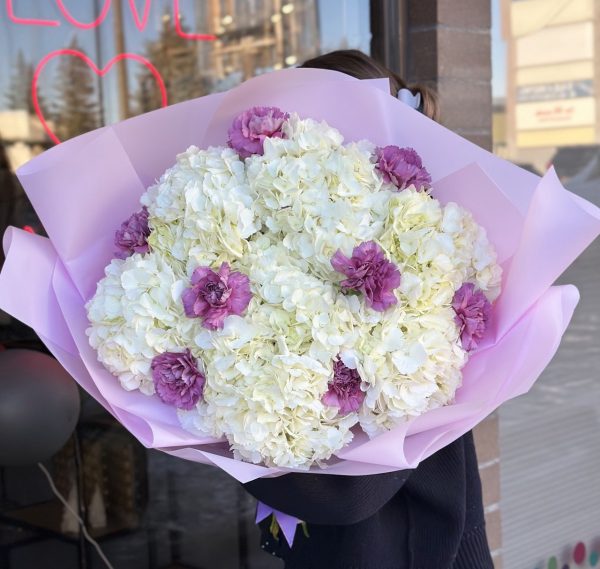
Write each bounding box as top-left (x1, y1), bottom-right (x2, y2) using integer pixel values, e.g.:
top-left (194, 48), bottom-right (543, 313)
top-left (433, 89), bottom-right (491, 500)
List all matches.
top-left (300, 50), bottom-right (439, 122)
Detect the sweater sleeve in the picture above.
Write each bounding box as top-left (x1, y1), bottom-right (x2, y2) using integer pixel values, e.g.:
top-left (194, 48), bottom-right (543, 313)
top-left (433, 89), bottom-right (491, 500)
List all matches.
top-left (243, 469), bottom-right (412, 526)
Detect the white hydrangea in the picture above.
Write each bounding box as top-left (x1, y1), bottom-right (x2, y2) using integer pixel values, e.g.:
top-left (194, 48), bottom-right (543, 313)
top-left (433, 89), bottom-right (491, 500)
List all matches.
top-left (141, 145), bottom-right (259, 267)
top-left (379, 189), bottom-right (502, 310)
top-left (355, 304), bottom-right (466, 436)
top-left (246, 115), bottom-right (391, 280)
top-left (86, 251), bottom-right (198, 394)
top-left (87, 113), bottom-right (502, 468)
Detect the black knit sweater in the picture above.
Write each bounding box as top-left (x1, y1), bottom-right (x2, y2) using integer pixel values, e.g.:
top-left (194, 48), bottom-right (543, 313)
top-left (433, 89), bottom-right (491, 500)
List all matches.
top-left (244, 431), bottom-right (493, 569)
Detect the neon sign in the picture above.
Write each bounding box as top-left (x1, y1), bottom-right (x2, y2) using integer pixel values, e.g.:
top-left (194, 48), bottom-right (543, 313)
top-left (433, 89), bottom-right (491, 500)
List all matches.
top-left (33, 50), bottom-right (168, 145)
top-left (6, 0), bottom-right (216, 37)
top-left (6, 0), bottom-right (217, 143)
top-left (6, 0), bottom-right (60, 26)
top-left (54, 0), bottom-right (111, 29)
top-left (129, 0), bottom-right (151, 31)
top-left (173, 0), bottom-right (215, 41)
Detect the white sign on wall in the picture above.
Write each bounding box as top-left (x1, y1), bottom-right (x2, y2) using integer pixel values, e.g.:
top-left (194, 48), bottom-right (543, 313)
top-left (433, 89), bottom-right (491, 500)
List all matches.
top-left (516, 21), bottom-right (594, 67)
top-left (516, 97), bottom-right (596, 130)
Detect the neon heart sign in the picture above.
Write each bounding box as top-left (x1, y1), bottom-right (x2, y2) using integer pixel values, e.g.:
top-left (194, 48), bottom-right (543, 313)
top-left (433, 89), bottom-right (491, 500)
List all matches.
top-left (32, 49), bottom-right (168, 145)
top-left (7, 1), bottom-right (217, 144)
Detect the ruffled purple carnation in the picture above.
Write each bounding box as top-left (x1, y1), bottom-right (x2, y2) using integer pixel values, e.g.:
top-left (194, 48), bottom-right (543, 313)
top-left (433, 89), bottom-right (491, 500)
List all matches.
top-left (228, 106), bottom-right (289, 159)
top-left (322, 357), bottom-right (365, 415)
top-left (375, 145), bottom-right (432, 191)
top-left (331, 241), bottom-right (401, 312)
top-left (452, 282), bottom-right (492, 351)
top-left (151, 349), bottom-right (205, 410)
top-left (182, 262), bottom-right (252, 330)
top-left (114, 206), bottom-right (150, 259)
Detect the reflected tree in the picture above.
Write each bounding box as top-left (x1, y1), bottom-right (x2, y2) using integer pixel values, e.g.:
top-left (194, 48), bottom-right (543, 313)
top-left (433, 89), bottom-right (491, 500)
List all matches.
top-left (5, 51), bottom-right (47, 116)
top-left (52, 38), bottom-right (100, 141)
top-left (135, 12), bottom-right (210, 113)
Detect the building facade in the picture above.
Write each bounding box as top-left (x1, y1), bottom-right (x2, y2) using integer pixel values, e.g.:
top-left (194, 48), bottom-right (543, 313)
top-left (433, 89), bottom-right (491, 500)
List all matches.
top-left (502, 0), bottom-right (600, 171)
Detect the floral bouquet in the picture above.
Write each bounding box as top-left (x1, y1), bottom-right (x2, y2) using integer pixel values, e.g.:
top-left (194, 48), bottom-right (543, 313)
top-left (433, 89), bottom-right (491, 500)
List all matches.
top-left (1, 69), bottom-right (599, 481)
top-left (87, 107), bottom-right (501, 470)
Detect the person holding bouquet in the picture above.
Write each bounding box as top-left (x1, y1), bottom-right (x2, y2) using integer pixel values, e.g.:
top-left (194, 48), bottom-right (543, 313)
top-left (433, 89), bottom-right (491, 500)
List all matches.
top-left (3, 39), bottom-right (597, 569)
top-left (244, 50), bottom-right (495, 569)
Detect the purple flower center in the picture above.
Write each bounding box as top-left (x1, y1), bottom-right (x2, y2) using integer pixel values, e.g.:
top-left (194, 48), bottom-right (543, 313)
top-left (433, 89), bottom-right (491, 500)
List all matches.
top-left (375, 145), bottom-right (432, 191)
top-left (452, 282), bottom-right (492, 351)
top-left (228, 106), bottom-right (289, 159)
top-left (322, 357), bottom-right (365, 415)
top-left (204, 279), bottom-right (232, 307)
top-left (182, 262), bottom-right (252, 330)
top-left (114, 206), bottom-right (150, 259)
top-left (331, 241), bottom-right (401, 312)
top-left (150, 349), bottom-right (205, 410)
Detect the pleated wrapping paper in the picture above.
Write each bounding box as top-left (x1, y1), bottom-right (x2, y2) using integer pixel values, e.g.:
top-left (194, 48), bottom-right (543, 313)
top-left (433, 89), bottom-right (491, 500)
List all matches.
top-left (1, 68), bottom-right (599, 482)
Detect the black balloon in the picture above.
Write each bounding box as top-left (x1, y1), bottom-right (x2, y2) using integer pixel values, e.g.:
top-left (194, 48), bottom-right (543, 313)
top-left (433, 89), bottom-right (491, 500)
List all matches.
top-left (0, 349), bottom-right (80, 466)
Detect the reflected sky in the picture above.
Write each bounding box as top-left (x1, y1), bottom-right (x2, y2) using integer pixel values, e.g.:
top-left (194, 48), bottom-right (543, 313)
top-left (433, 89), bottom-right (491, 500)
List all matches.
top-left (492, 0), bottom-right (507, 99)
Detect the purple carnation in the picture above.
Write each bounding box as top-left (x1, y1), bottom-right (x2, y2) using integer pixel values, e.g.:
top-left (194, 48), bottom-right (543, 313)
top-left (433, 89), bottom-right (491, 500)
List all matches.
top-left (375, 145), bottom-right (432, 191)
top-left (182, 262), bottom-right (252, 330)
top-left (151, 349), bottom-right (205, 410)
top-left (331, 241), bottom-right (401, 312)
top-left (114, 206), bottom-right (150, 259)
top-left (228, 106), bottom-right (289, 159)
top-left (322, 357), bottom-right (365, 415)
top-left (452, 282), bottom-right (492, 351)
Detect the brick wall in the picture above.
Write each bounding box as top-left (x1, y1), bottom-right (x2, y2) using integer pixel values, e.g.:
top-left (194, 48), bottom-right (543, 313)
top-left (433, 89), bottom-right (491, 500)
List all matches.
top-left (403, 1), bottom-right (501, 565)
top-left (405, 0), bottom-right (493, 151)
top-left (474, 414), bottom-right (503, 568)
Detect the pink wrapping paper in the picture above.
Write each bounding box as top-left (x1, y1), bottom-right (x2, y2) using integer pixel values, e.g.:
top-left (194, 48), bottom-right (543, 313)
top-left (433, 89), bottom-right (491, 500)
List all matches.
top-left (1, 68), bottom-right (599, 483)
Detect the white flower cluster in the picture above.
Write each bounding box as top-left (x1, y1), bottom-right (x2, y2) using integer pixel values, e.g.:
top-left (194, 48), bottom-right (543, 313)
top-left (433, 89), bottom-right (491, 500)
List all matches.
top-left (87, 112), bottom-right (501, 469)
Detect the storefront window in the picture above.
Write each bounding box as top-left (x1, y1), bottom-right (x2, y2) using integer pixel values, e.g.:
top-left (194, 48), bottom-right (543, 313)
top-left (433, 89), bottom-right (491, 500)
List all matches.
top-left (1, 1), bottom-right (370, 146)
top-left (0, 2), bottom-right (370, 567)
